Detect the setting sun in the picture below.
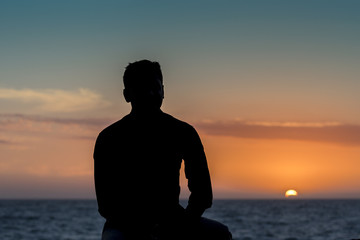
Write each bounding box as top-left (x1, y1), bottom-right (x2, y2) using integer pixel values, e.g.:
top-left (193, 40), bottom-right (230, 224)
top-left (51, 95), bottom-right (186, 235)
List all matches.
top-left (285, 189), bottom-right (298, 198)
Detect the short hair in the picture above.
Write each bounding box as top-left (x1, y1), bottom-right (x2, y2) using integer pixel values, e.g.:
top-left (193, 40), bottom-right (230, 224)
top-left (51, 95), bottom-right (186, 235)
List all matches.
top-left (123, 60), bottom-right (163, 89)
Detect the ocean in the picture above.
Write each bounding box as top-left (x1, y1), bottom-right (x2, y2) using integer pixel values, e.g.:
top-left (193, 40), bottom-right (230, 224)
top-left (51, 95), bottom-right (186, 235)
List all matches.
top-left (0, 199), bottom-right (359, 240)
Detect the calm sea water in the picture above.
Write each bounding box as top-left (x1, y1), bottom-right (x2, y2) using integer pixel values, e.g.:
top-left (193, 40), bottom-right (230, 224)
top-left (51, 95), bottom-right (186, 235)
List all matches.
top-left (0, 199), bottom-right (359, 240)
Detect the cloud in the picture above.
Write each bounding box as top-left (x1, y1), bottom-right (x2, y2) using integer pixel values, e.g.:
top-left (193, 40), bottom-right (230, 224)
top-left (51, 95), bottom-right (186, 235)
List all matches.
top-left (0, 114), bottom-right (106, 182)
top-left (195, 120), bottom-right (360, 145)
top-left (243, 121), bottom-right (342, 127)
top-left (3, 114), bottom-right (360, 146)
top-left (0, 114), bottom-right (115, 144)
top-left (0, 113), bottom-right (113, 128)
top-left (0, 88), bottom-right (110, 112)
top-left (0, 139), bottom-right (12, 145)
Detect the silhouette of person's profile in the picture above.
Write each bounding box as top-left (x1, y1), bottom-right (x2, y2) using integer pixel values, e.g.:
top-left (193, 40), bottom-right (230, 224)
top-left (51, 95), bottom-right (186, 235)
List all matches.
top-left (94, 60), bottom-right (232, 240)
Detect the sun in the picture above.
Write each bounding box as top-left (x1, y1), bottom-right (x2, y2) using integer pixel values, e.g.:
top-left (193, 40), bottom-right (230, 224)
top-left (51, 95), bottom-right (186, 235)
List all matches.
top-left (285, 189), bottom-right (298, 198)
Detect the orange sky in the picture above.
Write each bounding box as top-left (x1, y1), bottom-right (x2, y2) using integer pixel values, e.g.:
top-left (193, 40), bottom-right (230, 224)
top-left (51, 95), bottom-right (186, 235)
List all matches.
top-left (1, 114), bottom-right (360, 199)
top-left (201, 135), bottom-right (360, 198)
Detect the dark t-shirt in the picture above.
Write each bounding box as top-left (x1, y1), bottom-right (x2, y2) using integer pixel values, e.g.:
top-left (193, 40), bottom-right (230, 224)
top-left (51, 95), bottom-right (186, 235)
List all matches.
top-left (94, 111), bottom-right (212, 229)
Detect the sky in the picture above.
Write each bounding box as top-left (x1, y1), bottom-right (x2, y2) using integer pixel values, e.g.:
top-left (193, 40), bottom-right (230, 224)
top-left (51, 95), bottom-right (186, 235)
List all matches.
top-left (1, 0), bottom-right (360, 199)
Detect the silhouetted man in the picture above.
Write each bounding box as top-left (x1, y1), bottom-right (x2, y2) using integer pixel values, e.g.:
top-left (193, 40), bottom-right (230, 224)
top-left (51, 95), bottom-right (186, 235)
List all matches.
top-left (94, 60), bottom-right (232, 240)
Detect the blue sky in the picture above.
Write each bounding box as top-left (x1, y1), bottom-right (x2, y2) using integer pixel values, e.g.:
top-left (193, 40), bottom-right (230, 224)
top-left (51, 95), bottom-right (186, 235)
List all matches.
top-left (1, 1), bottom-right (360, 122)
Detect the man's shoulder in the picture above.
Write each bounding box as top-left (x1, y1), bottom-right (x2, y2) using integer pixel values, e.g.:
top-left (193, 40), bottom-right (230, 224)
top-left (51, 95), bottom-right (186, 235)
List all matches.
top-left (96, 112), bottom-right (197, 139)
top-left (97, 114), bottom-right (132, 138)
top-left (161, 112), bottom-right (197, 133)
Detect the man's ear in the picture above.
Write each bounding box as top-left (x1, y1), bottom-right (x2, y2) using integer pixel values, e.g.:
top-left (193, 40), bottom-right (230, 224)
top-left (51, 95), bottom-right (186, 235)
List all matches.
top-left (123, 88), bottom-right (131, 103)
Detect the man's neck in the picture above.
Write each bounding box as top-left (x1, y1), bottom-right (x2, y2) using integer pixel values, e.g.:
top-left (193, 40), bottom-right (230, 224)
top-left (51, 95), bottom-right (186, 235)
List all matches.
top-left (130, 108), bottom-right (163, 119)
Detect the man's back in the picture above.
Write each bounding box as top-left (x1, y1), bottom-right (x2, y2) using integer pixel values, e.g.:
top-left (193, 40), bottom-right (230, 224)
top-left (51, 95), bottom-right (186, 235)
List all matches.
top-left (94, 110), bottom-right (212, 230)
top-left (94, 60), bottom-right (231, 240)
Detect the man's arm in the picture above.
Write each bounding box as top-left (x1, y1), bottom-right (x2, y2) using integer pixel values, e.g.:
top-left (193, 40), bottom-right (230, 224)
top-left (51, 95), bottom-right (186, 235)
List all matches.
top-left (183, 126), bottom-right (213, 220)
top-left (94, 132), bottom-right (114, 220)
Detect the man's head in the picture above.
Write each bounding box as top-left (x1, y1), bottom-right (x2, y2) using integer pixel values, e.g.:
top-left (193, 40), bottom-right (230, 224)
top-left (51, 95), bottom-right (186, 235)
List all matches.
top-left (123, 60), bottom-right (164, 112)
